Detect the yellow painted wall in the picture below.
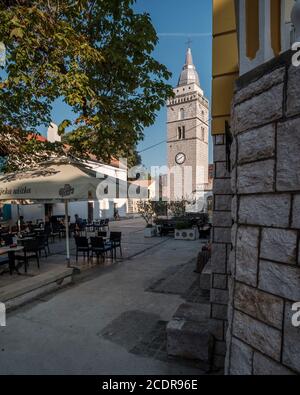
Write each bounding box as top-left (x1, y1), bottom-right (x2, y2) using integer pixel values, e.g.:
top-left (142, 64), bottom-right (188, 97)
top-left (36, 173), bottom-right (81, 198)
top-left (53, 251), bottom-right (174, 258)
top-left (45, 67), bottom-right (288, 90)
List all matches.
top-left (212, 0), bottom-right (239, 135)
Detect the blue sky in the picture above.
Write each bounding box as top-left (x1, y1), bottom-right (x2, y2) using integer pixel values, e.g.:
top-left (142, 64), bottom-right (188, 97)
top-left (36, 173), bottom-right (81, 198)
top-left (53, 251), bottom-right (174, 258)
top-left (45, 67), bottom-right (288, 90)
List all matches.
top-left (47, 0), bottom-right (213, 168)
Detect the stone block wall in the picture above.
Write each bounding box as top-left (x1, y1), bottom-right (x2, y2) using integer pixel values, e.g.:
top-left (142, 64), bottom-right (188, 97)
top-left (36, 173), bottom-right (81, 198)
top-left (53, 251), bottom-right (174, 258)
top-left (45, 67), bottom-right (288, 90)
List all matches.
top-left (210, 134), bottom-right (232, 369)
top-left (226, 52), bottom-right (300, 375)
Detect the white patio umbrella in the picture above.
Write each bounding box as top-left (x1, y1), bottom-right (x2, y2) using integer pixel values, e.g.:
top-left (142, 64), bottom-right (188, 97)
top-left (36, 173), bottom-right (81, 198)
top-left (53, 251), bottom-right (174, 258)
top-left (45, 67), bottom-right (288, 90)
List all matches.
top-left (0, 158), bottom-right (124, 266)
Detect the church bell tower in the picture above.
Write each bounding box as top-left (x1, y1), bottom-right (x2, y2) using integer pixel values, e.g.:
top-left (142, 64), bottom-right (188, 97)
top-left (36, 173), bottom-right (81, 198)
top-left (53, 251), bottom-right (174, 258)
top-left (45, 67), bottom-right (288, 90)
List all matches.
top-left (166, 47), bottom-right (209, 202)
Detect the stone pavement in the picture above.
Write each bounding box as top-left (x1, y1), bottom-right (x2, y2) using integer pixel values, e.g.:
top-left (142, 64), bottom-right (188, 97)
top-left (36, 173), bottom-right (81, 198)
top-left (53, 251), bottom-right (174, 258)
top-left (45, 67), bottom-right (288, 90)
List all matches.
top-left (0, 218), bottom-right (208, 375)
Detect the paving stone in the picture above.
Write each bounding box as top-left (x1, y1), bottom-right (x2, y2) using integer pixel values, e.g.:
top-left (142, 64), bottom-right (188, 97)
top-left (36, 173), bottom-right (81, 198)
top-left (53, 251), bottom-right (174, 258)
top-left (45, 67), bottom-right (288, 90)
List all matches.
top-left (173, 302), bottom-right (210, 322)
top-left (101, 310), bottom-right (160, 350)
top-left (167, 317), bottom-right (211, 362)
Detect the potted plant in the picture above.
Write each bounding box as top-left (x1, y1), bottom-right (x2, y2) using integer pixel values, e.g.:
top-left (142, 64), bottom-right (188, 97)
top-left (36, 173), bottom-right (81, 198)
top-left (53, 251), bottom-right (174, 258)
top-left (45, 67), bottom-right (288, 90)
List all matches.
top-left (174, 220), bottom-right (198, 241)
top-left (137, 200), bottom-right (156, 237)
top-left (144, 223), bottom-right (156, 238)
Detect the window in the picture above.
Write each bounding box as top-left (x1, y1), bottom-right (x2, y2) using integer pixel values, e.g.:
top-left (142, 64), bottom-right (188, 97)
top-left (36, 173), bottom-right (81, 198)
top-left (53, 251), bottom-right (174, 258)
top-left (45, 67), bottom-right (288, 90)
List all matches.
top-left (179, 108), bottom-right (185, 120)
top-left (201, 127), bottom-right (205, 141)
top-left (178, 126), bottom-right (185, 140)
top-left (246, 0), bottom-right (259, 60)
top-left (178, 127), bottom-right (182, 140)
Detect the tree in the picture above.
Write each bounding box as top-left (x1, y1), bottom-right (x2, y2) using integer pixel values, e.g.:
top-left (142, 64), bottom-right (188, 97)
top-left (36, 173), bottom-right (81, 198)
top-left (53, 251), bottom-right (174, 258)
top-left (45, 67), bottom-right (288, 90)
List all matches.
top-left (167, 197), bottom-right (195, 218)
top-left (0, 0), bottom-right (173, 171)
top-left (137, 200), bottom-right (155, 227)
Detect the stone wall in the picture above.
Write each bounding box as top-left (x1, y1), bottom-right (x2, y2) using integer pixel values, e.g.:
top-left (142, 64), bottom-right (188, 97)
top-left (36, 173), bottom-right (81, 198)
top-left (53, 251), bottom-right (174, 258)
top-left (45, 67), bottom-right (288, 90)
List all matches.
top-left (226, 51), bottom-right (300, 375)
top-left (210, 134), bottom-right (232, 369)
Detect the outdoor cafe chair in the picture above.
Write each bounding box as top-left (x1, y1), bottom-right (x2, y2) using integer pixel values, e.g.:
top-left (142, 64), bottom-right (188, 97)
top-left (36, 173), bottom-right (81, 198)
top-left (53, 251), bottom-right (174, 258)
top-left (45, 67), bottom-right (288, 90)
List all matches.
top-left (90, 237), bottom-right (113, 263)
top-left (109, 232), bottom-right (122, 259)
top-left (99, 219), bottom-right (106, 229)
top-left (0, 256), bottom-right (9, 274)
top-left (37, 235), bottom-right (48, 258)
top-left (15, 239), bottom-right (40, 273)
top-left (1, 234), bottom-right (13, 246)
top-left (50, 223), bottom-right (61, 242)
top-left (104, 219), bottom-right (110, 230)
top-left (75, 236), bottom-right (90, 262)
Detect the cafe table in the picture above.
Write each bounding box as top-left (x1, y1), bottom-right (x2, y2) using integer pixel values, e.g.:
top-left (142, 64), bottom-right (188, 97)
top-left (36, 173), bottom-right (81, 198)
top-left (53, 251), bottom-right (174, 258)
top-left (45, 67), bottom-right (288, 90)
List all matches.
top-left (0, 246), bottom-right (24, 275)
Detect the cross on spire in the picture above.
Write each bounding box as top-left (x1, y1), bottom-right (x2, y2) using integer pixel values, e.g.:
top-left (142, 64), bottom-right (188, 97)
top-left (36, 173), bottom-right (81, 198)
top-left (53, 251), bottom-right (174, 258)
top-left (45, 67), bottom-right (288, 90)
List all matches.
top-left (186, 38), bottom-right (192, 48)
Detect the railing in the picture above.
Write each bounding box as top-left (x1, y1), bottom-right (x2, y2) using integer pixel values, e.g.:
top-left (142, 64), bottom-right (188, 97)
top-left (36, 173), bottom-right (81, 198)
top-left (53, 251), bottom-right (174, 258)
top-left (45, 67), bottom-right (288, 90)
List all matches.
top-left (238, 0), bottom-right (299, 75)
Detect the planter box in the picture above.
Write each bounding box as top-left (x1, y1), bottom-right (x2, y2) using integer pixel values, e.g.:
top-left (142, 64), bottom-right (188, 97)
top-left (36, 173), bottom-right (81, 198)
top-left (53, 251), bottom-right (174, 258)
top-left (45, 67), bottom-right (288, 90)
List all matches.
top-left (144, 227), bottom-right (156, 238)
top-left (174, 228), bottom-right (198, 241)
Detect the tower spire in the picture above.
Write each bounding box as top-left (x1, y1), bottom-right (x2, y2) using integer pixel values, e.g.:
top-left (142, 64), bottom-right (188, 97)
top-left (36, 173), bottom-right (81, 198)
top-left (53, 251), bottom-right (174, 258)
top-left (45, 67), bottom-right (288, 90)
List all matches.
top-left (178, 47), bottom-right (200, 87)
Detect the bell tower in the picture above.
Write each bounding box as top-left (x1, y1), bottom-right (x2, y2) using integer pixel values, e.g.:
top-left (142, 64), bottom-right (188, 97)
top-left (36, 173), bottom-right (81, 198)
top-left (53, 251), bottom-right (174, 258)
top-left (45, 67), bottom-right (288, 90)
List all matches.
top-left (167, 47), bottom-right (209, 202)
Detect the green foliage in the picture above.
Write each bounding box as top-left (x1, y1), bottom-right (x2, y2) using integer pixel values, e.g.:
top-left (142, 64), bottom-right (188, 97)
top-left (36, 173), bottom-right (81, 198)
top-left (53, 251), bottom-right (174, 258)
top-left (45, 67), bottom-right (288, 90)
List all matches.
top-left (136, 200), bottom-right (155, 226)
top-left (0, 0), bottom-right (173, 170)
top-left (167, 197), bottom-right (194, 218)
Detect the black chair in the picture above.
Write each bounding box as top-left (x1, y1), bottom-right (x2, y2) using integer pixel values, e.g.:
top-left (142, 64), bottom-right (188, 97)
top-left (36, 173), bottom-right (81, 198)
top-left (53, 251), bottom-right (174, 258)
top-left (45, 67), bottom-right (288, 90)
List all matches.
top-left (99, 219), bottom-right (106, 230)
top-left (109, 232), bottom-right (122, 259)
top-left (15, 239), bottom-right (40, 273)
top-left (37, 235), bottom-right (48, 257)
top-left (56, 224), bottom-right (65, 239)
top-left (0, 256), bottom-right (9, 274)
top-left (2, 234), bottom-right (13, 246)
top-left (75, 236), bottom-right (90, 262)
top-left (69, 223), bottom-right (76, 237)
top-left (50, 223), bottom-right (61, 242)
top-left (90, 237), bottom-right (113, 263)
top-left (104, 219), bottom-right (109, 230)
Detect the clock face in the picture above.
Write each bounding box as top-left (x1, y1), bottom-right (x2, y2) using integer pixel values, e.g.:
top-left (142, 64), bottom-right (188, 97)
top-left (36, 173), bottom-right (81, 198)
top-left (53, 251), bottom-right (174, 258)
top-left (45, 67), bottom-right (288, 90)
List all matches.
top-left (175, 152), bottom-right (186, 165)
